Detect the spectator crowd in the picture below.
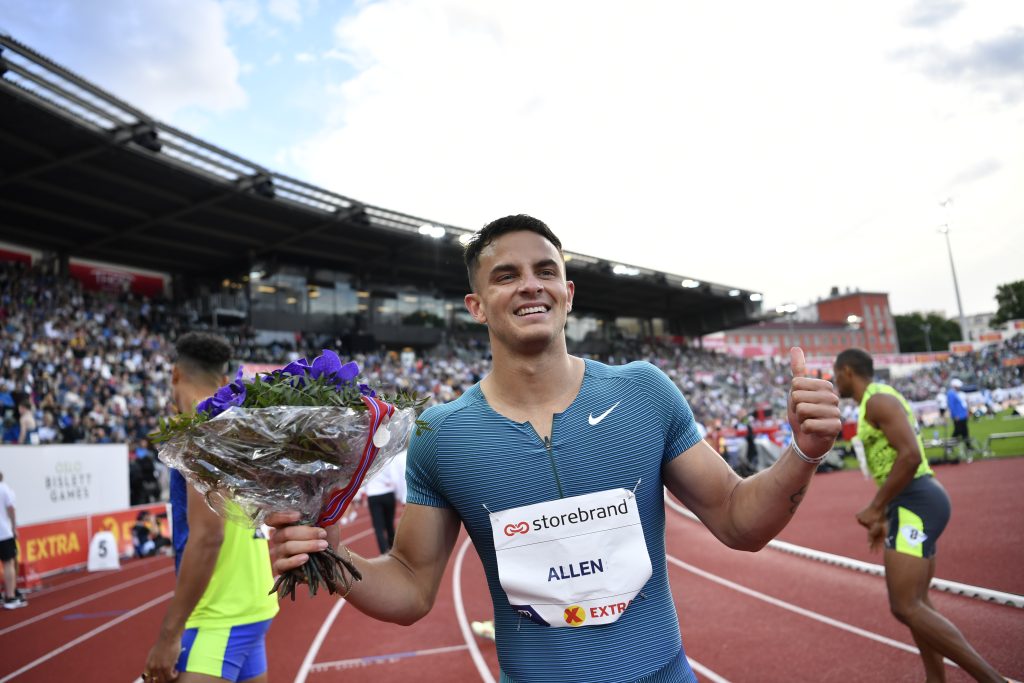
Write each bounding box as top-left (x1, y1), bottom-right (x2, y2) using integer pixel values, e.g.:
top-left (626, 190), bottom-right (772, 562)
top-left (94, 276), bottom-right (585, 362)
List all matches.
top-left (3, 260), bottom-right (1022, 501)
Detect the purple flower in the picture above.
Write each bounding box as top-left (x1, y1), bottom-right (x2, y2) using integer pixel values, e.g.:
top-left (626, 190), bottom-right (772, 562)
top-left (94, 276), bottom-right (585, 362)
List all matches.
top-left (308, 350), bottom-right (340, 383)
top-left (281, 358), bottom-right (311, 377)
top-left (202, 367), bottom-right (248, 417)
top-left (358, 383), bottom-right (376, 398)
top-left (308, 350), bottom-right (359, 388)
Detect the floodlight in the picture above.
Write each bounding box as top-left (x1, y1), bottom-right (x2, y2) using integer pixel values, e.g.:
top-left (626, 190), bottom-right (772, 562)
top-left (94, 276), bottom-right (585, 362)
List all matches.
top-left (728, 289), bottom-right (741, 297)
top-left (418, 224), bottom-right (446, 239)
top-left (612, 264), bottom-right (640, 276)
top-left (681, 279), bottom-right (701, 288)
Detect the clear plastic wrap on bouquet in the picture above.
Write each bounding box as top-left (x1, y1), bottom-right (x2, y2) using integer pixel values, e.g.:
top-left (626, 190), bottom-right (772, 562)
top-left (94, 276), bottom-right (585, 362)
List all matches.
top-left (157, 402), bottom-right (417, 528)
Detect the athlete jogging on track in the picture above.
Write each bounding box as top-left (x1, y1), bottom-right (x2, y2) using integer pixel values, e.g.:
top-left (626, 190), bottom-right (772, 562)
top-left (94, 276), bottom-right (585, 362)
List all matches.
top-left (143, 333), bottom-right (279, 683)
top-left (833, 348), bottom-right (1004, 683)
top-left (269, 214), bottom-right (842, 683)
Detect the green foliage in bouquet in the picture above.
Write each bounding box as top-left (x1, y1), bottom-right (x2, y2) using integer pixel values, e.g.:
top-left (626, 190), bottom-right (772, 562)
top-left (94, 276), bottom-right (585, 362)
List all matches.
top-left (151, 358), bottom-right (429, 445)
top-left (150, 350), bottom-right (430, 600)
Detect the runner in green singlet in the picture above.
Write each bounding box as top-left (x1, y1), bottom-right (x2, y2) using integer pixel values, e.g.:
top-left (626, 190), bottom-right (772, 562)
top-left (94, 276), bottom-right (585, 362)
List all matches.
top-left (834, 348), bottom-right (1004, 683)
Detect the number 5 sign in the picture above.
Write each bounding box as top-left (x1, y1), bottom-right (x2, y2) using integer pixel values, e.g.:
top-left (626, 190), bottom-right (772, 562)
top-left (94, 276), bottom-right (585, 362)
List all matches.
top-left (87, 531), bottom-right (121, 572)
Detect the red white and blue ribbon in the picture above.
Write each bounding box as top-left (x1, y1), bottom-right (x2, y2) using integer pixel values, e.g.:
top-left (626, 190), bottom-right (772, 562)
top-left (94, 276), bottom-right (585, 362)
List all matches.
top-left (316, 396), bottom-right (396, 527)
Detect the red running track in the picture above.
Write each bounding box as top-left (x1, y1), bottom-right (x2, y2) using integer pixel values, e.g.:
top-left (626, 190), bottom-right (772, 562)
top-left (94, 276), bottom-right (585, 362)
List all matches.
top-left (1, 458), bottom-right (1021, 682)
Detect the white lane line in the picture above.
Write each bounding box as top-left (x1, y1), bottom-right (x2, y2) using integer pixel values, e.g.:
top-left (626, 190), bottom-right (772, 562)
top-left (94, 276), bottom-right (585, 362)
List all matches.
top-left (664, 494), bottom-right (1023, 608)
top-left (0, 590), bottom-right (173, 683)
top-left (293, 598), bottom-right (346, 683)
top-left (687, 658), bottom-right (732, 683)
top-left (311, 644), bottom-right (470, 671)
top-left (453, 536), bottom-right (497, 683)
top-left (291, 526), bottom-right (374, 683)
top-left (0, 565), bottom-right (175, 636)
top-left (667, 554), bottom-right (942, 660)
top-left (30, 556), bottom-right (167, 598)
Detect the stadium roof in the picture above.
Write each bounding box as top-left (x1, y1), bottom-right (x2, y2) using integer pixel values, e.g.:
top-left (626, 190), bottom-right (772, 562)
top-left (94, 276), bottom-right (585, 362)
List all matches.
top-left (0, 34), bottom-right (760, 335)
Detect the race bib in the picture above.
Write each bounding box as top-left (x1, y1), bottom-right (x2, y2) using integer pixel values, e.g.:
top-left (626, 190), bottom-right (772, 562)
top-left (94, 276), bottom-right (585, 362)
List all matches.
top-left (489, 487), bottom-right (652, 628)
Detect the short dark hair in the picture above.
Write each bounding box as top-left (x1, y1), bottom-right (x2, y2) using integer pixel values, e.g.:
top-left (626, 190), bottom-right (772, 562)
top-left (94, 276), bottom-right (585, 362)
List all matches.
top-left (463, 214), bottom-right (563, 290)
top-left (174, 332), bottom-right (232, 383)
top-left (835, 348), bottom-right (873, 379)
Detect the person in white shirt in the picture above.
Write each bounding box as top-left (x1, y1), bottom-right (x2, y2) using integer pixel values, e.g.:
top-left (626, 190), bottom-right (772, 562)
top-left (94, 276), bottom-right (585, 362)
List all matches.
top-left (363, 450), bottom-right (408, 554)
top-left (0, 472), bottom-right (26, 609)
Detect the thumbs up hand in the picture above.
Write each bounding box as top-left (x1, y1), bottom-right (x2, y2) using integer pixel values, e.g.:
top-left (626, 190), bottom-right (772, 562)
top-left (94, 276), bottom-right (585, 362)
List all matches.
top-left (787, 348), bottom-right (841, 462)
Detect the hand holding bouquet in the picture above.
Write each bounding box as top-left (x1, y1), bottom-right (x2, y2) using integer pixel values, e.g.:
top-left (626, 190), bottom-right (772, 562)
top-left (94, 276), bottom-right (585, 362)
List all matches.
top-left (152, 350), bottom-right (428, 599)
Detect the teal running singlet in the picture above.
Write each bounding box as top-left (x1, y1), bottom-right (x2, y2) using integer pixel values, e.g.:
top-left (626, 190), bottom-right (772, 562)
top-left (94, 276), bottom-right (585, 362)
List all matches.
top-left (407, 359), bottom-right (702, 683)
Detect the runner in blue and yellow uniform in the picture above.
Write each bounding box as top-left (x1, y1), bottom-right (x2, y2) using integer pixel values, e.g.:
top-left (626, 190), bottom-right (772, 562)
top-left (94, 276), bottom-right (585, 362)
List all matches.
top-left (834, 349), bottom-right (1003, 683)
top-left (144, 333), bottom-right (278, 683)
top-left (269, 215), bottom-right (844, 683)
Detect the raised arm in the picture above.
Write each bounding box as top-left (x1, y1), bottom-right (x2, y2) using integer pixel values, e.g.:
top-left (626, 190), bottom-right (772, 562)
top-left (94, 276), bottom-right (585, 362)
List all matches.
top-left (664, 348), bottom-right (840, 551)
top-left (268, 501), bottom-right (461, 626)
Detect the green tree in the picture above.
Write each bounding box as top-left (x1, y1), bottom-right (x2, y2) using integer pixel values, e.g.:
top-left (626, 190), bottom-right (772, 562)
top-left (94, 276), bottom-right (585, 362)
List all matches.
top-left (991, 280), bottom-right (1024, 326)
top-left (894, 313), bottom-right (962, 352)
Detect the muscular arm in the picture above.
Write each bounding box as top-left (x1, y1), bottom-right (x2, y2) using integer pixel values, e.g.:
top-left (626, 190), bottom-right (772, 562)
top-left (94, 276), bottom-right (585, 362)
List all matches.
top-left (269, 502), bottom-right (461, 626)
top-left (145, 485), bottom-right (225, 680)
top-left (664, 439), bottom-right (818, 551)
top-left (665, 354), bottom-right (840, 552)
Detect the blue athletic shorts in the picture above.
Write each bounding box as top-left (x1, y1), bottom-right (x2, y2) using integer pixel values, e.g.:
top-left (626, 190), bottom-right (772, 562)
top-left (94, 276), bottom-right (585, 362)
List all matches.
top-left (176, 618), bottom-right (272, 682)
top-left (885, 476), bottom-right (950, 559)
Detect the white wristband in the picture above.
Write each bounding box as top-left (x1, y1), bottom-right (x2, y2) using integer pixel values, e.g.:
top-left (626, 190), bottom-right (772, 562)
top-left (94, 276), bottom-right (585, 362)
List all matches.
top-left (791, 440), bottom-right (828, 465)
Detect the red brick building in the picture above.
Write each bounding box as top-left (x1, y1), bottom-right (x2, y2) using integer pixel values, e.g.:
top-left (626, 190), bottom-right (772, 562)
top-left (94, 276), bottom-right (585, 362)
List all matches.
top-left (815, 291), bottom-right (898, 354)
top-left (714, 290), bottom-right (899, 358)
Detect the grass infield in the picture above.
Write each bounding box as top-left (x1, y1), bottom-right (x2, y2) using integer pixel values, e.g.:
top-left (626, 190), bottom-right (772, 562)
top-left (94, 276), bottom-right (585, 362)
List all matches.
top-left (921, 410), bottom-right (1024, 459)
top-left (837, 409), bottom-right (1024, 469)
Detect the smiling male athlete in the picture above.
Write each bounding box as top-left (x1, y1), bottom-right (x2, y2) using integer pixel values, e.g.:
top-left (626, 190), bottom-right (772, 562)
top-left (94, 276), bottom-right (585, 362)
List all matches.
top-left (270, 214), bottom-right (841, 683)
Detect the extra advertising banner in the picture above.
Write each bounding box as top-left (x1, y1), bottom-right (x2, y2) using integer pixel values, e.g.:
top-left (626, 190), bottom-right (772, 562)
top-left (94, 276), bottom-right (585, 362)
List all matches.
top-left (0, 444), bottom-right (129, 525)
top-left (17, 516), bottom-right (90, 575)
top-left (16, 503), bottom-right (170, 578)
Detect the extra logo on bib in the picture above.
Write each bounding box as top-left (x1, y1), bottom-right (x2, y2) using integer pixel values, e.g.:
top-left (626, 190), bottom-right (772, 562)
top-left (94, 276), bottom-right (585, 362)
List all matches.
top-left (489, 487), bottom-right (652, 628)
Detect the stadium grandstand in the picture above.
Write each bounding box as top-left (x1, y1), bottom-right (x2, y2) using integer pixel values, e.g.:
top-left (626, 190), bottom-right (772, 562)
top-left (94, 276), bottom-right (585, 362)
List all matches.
top-left (0, 33), bottom-right (764, 357)
top-left (2, 31), bottom-right (1022, 456)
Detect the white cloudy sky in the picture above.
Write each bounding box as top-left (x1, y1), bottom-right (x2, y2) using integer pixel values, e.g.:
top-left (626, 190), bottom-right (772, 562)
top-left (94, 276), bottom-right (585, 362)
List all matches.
top-left (2, 0), bottom-right (1022, 316)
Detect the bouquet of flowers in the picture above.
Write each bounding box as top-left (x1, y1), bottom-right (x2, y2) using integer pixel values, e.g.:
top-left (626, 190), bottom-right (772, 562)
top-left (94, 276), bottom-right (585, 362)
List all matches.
top-left (152, 350), bottom-right (428, 599)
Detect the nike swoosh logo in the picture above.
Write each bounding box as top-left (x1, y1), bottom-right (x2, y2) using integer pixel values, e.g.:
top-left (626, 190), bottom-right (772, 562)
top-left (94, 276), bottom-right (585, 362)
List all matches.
top-left (588, 401), bottom-right (621, 426)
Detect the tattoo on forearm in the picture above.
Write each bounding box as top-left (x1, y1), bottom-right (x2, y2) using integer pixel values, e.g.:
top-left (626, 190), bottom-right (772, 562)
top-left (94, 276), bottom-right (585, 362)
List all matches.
top-left (788, 486), bottom-right (807, 515)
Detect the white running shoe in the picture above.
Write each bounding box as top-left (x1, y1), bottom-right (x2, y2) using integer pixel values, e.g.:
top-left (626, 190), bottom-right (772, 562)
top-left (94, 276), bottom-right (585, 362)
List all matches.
top-left (3, 596), bottom-right (27, 610)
